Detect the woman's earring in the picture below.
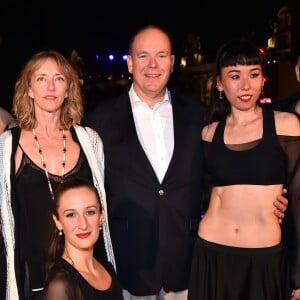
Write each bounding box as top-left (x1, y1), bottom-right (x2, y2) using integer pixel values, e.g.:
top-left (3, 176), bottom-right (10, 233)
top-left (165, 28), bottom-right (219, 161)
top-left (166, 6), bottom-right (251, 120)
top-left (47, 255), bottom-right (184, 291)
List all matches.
top-left (58, 229), bottom-right (63, 236)
top-left (219, 91), bottom-right (223, 99)
top-left (261, 86), bottom-right (264, 95)
top-left (99, 215), bottom-right (104, 231)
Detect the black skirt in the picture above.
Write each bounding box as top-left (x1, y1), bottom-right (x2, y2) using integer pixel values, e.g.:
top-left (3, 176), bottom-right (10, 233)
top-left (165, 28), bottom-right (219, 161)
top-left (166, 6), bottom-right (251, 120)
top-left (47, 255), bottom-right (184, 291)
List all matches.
top-left (188, 236), bottom-right (286, 300)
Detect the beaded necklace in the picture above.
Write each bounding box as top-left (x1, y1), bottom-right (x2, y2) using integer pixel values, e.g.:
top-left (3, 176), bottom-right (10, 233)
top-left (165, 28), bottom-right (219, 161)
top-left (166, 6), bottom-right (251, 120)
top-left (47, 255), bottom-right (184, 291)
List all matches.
top-left (32, 128), bottom-right (66, 200)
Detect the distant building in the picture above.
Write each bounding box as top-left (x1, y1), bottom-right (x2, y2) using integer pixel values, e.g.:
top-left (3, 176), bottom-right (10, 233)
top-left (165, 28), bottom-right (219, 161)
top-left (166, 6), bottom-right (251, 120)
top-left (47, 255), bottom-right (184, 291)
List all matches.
top-left (175, 2), bottom-right (300, 104)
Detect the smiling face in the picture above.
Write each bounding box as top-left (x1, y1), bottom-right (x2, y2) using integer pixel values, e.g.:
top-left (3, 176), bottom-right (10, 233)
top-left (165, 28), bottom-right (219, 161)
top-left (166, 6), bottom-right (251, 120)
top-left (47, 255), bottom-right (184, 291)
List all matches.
top-left (28, 58), bottom-right (69, 116)
top-left (217, 64), bottom-right (264, 111)
top-left (127, 27), bottom-right (175, 105)
top-left (53, 186), bottom-right (102, 251)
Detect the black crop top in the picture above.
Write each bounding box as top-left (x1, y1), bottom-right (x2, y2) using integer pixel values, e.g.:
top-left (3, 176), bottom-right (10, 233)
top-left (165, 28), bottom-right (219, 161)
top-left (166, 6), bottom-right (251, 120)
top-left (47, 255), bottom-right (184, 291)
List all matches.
top-left (203, 107), bottom-right (300, 289)
top-left (203, 108), bottom-right (286, 186)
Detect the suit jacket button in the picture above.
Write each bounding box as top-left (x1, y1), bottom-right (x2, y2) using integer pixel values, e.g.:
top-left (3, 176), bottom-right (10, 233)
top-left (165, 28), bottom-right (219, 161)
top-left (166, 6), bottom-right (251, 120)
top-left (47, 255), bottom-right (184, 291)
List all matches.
top-left (158, 189), bottom-right (165, 196)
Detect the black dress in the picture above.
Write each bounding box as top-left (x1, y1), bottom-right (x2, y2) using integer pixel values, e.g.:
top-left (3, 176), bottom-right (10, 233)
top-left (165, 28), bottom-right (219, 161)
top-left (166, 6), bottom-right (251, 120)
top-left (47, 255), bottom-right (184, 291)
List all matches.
top-left (1, 126), bottom-right (106, 299)
top-left (42, 258), bottom-right (123, 300)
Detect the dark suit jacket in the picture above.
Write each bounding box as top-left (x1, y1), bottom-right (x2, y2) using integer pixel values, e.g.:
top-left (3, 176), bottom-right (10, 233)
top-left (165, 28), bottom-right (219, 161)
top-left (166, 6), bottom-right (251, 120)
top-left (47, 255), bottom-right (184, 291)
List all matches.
top-left (268, 91), bottom-right (300, 118)
top-left (84, 88), bottom-right (208, 295)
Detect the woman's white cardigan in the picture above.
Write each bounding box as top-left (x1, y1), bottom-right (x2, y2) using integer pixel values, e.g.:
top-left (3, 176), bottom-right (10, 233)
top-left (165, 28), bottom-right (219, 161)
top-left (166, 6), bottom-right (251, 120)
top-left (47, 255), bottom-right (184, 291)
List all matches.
top-left (0, 125), bottom-right (115, 300)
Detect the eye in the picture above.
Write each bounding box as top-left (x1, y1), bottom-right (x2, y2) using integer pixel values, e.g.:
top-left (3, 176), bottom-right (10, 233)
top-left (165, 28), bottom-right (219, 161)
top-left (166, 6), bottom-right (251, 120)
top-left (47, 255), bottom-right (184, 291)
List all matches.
top-left (66, 212), bottom-right (76, 218)
top-left (250, 73), bottom-right (260, 78)
top-left (36, 76), bottom-right (46, 82)
top-left (158, 53), bottom-right (167, 59)
top-left (138, 53), bottom-right (147, 59)
top-left (55, 76), bottom-right (66, 81)
top-left (231, 75), bottom-right (240, 80)
top-left (86, 209), bottom-right (96, 216)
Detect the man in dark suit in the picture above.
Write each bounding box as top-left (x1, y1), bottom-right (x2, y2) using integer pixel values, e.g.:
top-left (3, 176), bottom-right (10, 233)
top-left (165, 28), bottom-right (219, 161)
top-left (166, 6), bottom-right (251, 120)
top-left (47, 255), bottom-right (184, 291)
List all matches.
top-left (84, 25), bottom-right (288, 300)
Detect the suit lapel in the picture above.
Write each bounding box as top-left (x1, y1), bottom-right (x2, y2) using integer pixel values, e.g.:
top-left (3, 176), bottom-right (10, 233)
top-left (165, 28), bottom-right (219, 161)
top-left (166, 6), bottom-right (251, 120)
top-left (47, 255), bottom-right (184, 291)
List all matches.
top-left (162, 93), bottom-right (189, 183)
top-left (113, 94), bottom-right (159, 183)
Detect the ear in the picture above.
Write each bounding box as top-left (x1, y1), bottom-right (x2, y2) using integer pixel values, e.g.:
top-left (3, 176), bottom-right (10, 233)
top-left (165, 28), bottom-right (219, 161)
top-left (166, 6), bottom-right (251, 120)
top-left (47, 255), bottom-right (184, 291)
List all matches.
top-left (53, 214), bottom-right (63, 231)
top-left (216, 76), bottom-right (223, 92)
top-left (28, 88), bottom-right (34, 99)
top-left (295, 64), bottom-right (300, 82)
top-left (127, 55), bottom-right (133, 74)
top-left (99, 213), bottom-right (104, 226)
top-left (170, 54), bottom-right (175, 73)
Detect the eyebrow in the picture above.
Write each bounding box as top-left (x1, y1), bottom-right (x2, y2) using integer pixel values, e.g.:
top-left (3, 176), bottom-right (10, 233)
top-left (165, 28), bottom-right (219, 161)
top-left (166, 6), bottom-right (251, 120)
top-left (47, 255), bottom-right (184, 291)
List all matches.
top-left (34, 72), bottom-right (63, 77)
top-left (227, 66), bottom-right (261, 72)
top-left (63, 205), bottom-right (98, 213)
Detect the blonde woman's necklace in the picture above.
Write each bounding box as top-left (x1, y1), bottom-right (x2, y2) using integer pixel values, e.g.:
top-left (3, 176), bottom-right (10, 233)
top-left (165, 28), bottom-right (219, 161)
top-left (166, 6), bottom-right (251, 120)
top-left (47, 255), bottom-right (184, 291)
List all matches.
top-left (32, 128), bottom-right (66, 200)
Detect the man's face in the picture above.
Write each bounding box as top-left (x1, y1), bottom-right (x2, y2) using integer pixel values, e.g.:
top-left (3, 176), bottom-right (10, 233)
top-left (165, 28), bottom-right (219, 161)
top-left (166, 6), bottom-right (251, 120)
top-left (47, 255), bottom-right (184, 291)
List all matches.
top-left (127, 28), bottom-right (175, 103)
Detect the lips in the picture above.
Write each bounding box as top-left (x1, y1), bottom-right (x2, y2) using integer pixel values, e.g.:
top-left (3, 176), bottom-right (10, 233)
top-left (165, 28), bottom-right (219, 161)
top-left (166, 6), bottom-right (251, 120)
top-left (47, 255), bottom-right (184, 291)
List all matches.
top-left (239, 95), bottom-right (251, 102)
top-left (76, 232), bottom-right (91, 239)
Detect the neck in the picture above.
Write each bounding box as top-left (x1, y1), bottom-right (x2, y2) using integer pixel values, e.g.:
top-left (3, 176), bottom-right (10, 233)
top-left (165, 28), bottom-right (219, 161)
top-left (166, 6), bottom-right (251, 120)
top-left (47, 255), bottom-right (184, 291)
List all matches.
top-left (34, 112), bottom-right (63, 135)
top-left (63, 247), bottom-right (95, 271)
top-left (228, 106), bottom-right (262, 125)
top-left (132, 84), bottom-right (166, 108)
top-left (34, 125), bottom-right (64, 137)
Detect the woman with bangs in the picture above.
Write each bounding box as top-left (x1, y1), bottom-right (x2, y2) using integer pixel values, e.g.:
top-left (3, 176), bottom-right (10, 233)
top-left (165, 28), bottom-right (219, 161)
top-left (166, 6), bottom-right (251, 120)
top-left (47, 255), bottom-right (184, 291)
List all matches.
top-left (188, 39), bottom-right (300, 300)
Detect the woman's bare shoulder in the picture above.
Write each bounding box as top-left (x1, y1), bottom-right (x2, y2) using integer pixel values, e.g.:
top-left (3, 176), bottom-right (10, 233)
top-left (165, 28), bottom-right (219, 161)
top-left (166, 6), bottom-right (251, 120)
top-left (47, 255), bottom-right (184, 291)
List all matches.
top-left (201, 121), bottom-right (219, 141)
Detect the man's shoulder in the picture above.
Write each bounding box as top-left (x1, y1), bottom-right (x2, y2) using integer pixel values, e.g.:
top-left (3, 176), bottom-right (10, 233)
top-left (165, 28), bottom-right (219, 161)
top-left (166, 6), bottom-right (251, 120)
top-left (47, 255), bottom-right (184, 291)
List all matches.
top-left (269, 91), bottom-right (300, 112)
top-left (82, 91), bottom-right (129, 128)
top-left (94, 92), bottom-right (128, 111)
top-left (170, 90), bottom-right (208, 112)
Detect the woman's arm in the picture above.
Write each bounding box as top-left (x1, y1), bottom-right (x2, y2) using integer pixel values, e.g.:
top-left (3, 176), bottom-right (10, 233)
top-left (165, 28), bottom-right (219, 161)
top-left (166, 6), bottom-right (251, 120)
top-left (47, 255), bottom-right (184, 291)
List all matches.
top-left (43, 271), bottom-right (83, 300)
top-left (0, 107), bottom-right (17, 134)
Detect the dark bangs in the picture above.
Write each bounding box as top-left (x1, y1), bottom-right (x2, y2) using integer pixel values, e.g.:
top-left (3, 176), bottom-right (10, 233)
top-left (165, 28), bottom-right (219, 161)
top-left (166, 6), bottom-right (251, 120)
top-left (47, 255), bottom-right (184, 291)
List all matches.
top-left (216, 39), bottom-right (265, 75)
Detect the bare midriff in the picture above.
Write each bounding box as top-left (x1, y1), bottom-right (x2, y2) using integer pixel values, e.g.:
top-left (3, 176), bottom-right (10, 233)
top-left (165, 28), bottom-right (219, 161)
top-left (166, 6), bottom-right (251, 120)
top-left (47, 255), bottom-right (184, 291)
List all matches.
top-left (198, 184), bottom-right (283, 248)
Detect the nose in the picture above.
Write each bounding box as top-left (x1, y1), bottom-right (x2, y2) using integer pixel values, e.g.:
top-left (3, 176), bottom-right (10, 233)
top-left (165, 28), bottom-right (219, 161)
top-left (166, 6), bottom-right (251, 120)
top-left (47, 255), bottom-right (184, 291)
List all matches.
top-left (241, 86), bottom-right (250, 91)
top-left (149, 56), bottom-right (158, 67)
top-left (77, 214), bottom-right (88, 230)
top-left (47, 78), bottom-right (55, 91)
top-left (241, 77), bottom-right (250, 91)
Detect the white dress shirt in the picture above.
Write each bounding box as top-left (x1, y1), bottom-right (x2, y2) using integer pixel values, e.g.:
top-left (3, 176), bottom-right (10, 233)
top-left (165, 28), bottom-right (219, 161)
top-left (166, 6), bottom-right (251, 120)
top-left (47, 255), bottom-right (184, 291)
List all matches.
top-left (129, 86), bottom-right (174, 183)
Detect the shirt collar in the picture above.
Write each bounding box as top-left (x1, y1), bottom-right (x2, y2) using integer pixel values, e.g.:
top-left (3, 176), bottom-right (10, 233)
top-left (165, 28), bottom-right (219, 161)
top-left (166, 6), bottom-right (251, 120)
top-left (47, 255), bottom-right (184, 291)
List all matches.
top-left (129, 84), bottom-right (171, 108)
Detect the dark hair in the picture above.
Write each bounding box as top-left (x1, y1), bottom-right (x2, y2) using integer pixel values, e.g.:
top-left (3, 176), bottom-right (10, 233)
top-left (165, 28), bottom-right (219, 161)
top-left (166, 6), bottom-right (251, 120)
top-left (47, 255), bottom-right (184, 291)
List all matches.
top-left (45, 177), bottom-right (102, 276)
top-left (206, 39), bottom-right (266, 124)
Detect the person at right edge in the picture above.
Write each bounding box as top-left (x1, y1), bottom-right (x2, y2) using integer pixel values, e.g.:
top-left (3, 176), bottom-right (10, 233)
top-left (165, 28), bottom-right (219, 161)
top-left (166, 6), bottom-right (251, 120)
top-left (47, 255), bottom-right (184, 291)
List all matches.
top-left (268, 50), bottom-right (300, 299)
top-left (84, 25), bottom-right (289, 300)
top-left (187, 39), bottom-right (300, 300)
top-left (270, 51), bottom-right (300, 117)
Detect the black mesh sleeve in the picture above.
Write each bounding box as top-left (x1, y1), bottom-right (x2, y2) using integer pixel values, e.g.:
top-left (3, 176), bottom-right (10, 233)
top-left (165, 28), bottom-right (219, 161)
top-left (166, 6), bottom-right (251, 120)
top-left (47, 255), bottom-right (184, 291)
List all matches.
top-left (42, 271), bottom-right (83, 300)
top-left (279, 136), bottom-right (300, 289)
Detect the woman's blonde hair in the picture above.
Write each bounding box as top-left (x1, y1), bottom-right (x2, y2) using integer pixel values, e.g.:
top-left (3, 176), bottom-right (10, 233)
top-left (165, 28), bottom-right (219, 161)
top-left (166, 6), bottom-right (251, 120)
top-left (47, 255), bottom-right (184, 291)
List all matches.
top-left (13, 50), bottom-right (84, 129)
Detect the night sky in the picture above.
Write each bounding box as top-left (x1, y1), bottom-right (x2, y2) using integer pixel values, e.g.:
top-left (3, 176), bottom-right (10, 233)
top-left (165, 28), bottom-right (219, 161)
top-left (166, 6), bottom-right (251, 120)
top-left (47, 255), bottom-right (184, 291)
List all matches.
top-left (0, 0), bottom-right (295, 108)
top-left (1, 0), bottom-right (285, 55)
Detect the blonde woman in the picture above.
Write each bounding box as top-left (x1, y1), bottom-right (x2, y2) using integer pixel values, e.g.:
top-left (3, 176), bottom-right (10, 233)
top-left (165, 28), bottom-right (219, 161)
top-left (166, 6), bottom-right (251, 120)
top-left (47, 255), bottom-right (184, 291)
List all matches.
top-left (0, 50), bottom-right (115, 300)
